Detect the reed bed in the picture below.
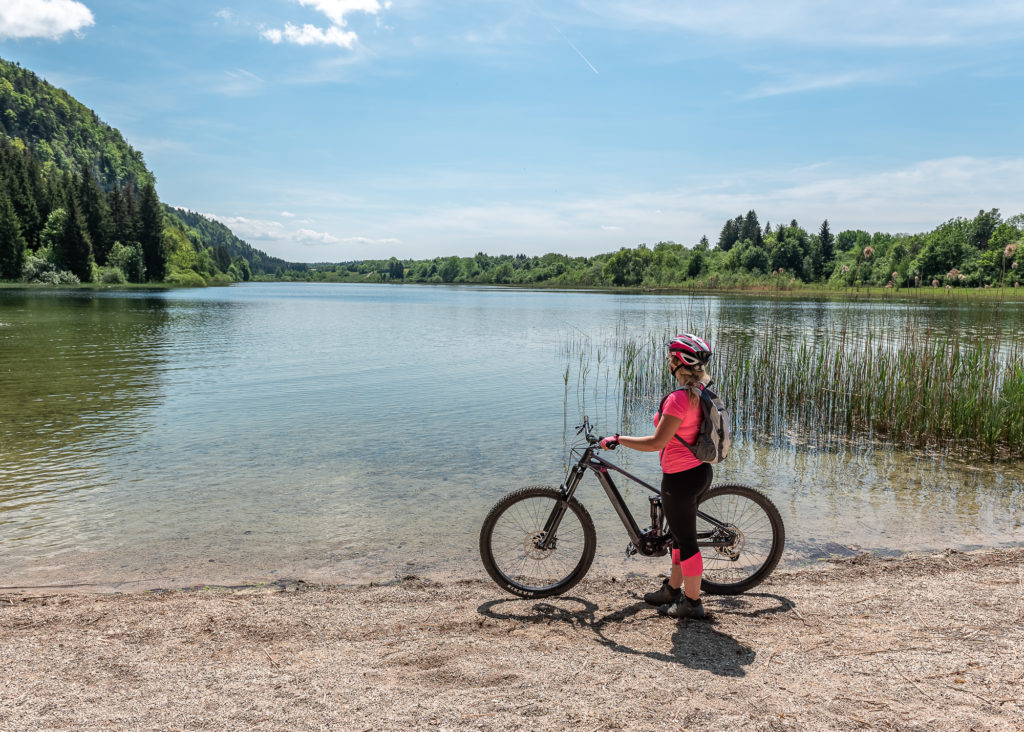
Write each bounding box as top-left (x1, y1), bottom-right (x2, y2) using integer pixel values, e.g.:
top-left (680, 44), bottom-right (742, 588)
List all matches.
top-left (564, 304), bottom-right (1024, 461)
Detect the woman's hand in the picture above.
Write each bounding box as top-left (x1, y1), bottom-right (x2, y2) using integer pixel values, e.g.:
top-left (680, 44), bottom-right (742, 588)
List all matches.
top-left (599, 435), bottom-right (619, 450)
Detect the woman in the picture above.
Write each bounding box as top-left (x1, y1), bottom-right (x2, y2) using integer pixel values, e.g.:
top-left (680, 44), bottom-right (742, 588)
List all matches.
top-left (600, 333), bottom-right (713, 619)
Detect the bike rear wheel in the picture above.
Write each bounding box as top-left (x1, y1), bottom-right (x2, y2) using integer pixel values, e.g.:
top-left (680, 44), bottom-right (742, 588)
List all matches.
top-left (479, 485), bottom-right (597, 599)
top-left (698, 483), bottom-right (785, 595)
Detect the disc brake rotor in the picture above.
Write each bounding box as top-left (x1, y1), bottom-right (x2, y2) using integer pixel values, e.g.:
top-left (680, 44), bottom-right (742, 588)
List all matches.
top-left (524, 531), bottom-right (555, 560)
top-left (715, 524), bottom-right (745, 560)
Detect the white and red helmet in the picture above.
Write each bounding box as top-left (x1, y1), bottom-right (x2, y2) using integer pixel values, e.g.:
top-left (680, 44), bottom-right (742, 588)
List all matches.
top-left (667, 333), bottom-right (712, 367)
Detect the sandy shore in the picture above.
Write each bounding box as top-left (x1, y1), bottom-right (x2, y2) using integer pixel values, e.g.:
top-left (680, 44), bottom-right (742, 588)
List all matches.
top-left (2, 548), bottom-right (1022, 731)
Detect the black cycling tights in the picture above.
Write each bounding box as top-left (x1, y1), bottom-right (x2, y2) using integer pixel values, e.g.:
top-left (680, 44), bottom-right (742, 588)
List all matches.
top-left (660, 462), bottom-right (713, 561)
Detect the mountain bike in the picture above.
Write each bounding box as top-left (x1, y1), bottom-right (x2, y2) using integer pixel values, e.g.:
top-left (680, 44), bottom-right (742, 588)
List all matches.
top-left (479, 417), bottom-right (785, 599)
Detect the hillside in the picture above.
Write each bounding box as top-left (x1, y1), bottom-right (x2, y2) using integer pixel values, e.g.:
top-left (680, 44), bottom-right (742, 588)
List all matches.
top-left (166, 206), bottom-right (289, 276)
top-left (0, 56), bottom-right (293, 284)
top-left (0, 58), bottom-right (152, 192)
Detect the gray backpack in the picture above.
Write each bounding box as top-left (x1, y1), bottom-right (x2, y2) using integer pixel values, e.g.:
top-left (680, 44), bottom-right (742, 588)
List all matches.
top-left (657, 381), bottom-right (732, 464)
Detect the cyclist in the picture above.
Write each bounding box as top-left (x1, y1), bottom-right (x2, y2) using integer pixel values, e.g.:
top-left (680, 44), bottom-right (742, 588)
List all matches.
top-left (600, 333), bottom-right (713, 619)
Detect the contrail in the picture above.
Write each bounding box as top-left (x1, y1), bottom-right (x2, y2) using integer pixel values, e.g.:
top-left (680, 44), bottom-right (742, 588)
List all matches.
top-left (553, 25), bottom-right (598, 75)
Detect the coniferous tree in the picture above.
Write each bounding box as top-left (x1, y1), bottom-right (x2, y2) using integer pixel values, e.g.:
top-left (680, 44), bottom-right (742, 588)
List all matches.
top-left (717, 218), bottom-right (740, 251)
top-left (1, 143), bottom-right (42, 249)
top-left (0, 191), bottom-right (27, 279)
top-left (78, 173), bottom-right (112, 265)
top-left (109, 183), bottom-right (140, 248)
top-left (138, 181), bottom-right (166, 281)
top-left (819, 220), bottom-right (835, 270)
top-left (741, 210), bottom-right (763, 247)
top-left (59, 194), bottom-right (94, 281)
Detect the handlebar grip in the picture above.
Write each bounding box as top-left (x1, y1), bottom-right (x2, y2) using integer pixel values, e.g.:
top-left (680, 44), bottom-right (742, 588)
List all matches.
top-left (599, 435), bottom-right (620, 450)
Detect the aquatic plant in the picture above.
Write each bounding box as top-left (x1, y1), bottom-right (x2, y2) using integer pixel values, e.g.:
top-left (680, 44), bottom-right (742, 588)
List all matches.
top-left (565, 303), bottom-right (1024, 461)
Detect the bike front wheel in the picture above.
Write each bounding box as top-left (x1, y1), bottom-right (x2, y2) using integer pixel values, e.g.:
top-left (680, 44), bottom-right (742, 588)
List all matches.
top-left (698, 483), bottom-right (786, 595)
top-left (479, 485), bottom-right (597, 599)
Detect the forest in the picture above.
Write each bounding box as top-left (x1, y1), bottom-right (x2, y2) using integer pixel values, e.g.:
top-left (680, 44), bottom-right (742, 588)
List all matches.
top-left (267, 208), bottom-right (1022, 292)
top-left (0, 58), bottom-right (282, 286)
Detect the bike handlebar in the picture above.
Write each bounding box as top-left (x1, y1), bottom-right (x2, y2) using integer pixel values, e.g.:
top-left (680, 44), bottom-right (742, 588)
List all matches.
top-left (577, 416), bottom-right (615, 448)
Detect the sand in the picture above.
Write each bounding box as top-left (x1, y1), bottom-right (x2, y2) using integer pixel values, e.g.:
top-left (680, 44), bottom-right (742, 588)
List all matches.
top-left (2, 548), bottom-right (1023, 731)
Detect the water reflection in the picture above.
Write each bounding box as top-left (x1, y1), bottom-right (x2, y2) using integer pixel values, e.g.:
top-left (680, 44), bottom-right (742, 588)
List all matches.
top-left (0, 284), bottom-right (1021, 591)
top-left (0, 293), bottom-right (169, 543)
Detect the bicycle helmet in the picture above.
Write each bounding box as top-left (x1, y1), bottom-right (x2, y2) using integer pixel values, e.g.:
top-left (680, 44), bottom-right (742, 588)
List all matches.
top-left (666, 333), bottom-right (712, 368)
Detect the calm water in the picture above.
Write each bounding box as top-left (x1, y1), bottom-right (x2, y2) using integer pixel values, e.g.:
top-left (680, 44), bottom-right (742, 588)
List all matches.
top-left (1, 283), bottom-right (1022, 591)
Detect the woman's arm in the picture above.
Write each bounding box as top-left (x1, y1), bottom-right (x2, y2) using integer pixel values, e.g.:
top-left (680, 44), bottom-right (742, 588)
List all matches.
top-left (612, 413), bottom-right (682, 452)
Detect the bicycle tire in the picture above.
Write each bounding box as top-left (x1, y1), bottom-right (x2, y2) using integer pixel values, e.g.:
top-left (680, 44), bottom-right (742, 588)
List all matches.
top-left (479, 485), bottom-right (597, 599)
top-left (698, 483), bottom-right (785, 595)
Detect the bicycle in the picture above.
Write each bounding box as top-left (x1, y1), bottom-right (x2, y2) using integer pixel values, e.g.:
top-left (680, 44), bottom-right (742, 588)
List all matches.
top-left (479, 417), bottom-right (785, 599)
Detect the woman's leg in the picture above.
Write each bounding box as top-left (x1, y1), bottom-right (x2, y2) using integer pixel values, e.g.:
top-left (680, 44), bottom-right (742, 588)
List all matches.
top-left (661, 464), bottom-right (713, 601)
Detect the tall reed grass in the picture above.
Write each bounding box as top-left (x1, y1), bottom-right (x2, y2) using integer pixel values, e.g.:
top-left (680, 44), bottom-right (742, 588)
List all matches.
top-left (565, 304), bottom-right (1024, 461)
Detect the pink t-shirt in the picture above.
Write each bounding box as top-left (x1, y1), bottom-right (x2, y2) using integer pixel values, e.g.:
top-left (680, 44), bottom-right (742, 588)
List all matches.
top-left (653, 389), bottom-right (703, 473)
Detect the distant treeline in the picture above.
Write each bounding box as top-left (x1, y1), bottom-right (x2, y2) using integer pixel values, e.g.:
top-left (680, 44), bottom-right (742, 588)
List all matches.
top-left (264, 209), bottom-right (1023, 290)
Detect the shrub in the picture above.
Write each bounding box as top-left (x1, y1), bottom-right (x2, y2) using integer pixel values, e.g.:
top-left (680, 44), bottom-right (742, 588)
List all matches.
top-left (165, 269), bottom-right (207, 288)
top-left (38, 269), bottom-right (80, 285)
top-left (98, 266), bottom-right (126, 284)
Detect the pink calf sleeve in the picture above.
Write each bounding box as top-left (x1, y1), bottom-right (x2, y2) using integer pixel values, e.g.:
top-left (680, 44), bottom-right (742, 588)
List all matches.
top-left (680, 551), bottom-right (703, 577)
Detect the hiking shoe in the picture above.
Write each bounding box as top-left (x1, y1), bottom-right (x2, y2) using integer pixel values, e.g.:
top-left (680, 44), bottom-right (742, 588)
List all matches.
top-left (658, 595), bottom-right (705, 619)
top-left (643, 578), bottom-right (681, 606)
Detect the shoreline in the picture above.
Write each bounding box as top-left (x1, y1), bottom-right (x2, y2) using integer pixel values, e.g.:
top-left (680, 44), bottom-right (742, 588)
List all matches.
top-left (3, 547), bottom-right (1022, 730)
top-left (4, 538), bottom-right (1024, 598)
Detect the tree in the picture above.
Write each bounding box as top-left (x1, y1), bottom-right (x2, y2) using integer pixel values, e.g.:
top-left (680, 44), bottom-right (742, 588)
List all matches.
top-left (0, 191), bottom-right (27, 279)
top-left (968, 208), bottom-right (1000, 250)
top-left (740, 210), bottom-right (763, 248)
top-left (695, 235), bottom-right (709, 251)
top-left (77, 173), bottom-right (112, 264)
top-left (214, 245), bottom-right (231, 272)
top-left (717, 218), bottom-right (740, 251)
top-left (138, 182), bottom-right (166, 281)
top-left (387, 257), bottom-right (404, 280)
top-left (438, 256), bottom-right (462, 283)
top-left (818, 220), bottom-right (834, 270)
top-left (108, 241), bottom-right (145, 282)
top-left (59, 195), bottom-right (94, 281)
top-left (687, 249), bottom-right (705, 278)
top-left (602, 246), bottom-right (652, 286)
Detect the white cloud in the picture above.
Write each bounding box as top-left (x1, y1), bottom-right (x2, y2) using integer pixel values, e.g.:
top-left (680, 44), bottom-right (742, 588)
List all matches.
top-left (207, 215), bottom-right (287, 241)
top-left (204, 213), bottom-right (397, 249)
top-left (0, 0), bottom-right (94, 40)
top-left (262, 0), bottom-right (387, 49)
top-left (295, 228), bottom-right (341, 244)
top-left (262, 22), bottom-right (357, 47)
top-left (296, 0), bottom-right (383, 27)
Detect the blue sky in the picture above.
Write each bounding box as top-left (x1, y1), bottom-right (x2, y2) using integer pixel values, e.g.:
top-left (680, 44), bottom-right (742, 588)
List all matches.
top-left (2, 0), bottom-right (1023, 262)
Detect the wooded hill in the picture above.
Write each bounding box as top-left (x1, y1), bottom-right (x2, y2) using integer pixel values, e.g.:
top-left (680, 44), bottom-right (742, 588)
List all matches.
top-left (0, 57), bottom-right (283, 285)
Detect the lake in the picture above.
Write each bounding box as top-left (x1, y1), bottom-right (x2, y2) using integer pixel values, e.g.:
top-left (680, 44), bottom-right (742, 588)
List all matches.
top-left (1, 283), bottom-right (1022, 591)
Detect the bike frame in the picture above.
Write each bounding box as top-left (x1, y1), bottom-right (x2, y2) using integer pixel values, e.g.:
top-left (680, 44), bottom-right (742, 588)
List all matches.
top-left (538, 438), bottom-right (737, 554)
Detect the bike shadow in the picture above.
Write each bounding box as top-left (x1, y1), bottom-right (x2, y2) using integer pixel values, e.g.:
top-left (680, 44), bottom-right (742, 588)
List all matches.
top-left (477, 590), bottom-right (795, 677)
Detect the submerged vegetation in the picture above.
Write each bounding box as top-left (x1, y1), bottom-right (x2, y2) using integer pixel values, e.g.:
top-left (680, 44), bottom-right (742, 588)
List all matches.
top-left (565, 305), bottom-right (1024, 462)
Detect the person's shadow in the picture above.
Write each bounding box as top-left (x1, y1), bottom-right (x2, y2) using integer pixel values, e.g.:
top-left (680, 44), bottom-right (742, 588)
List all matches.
top-left (478, 590), bottom-right (794, 677)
